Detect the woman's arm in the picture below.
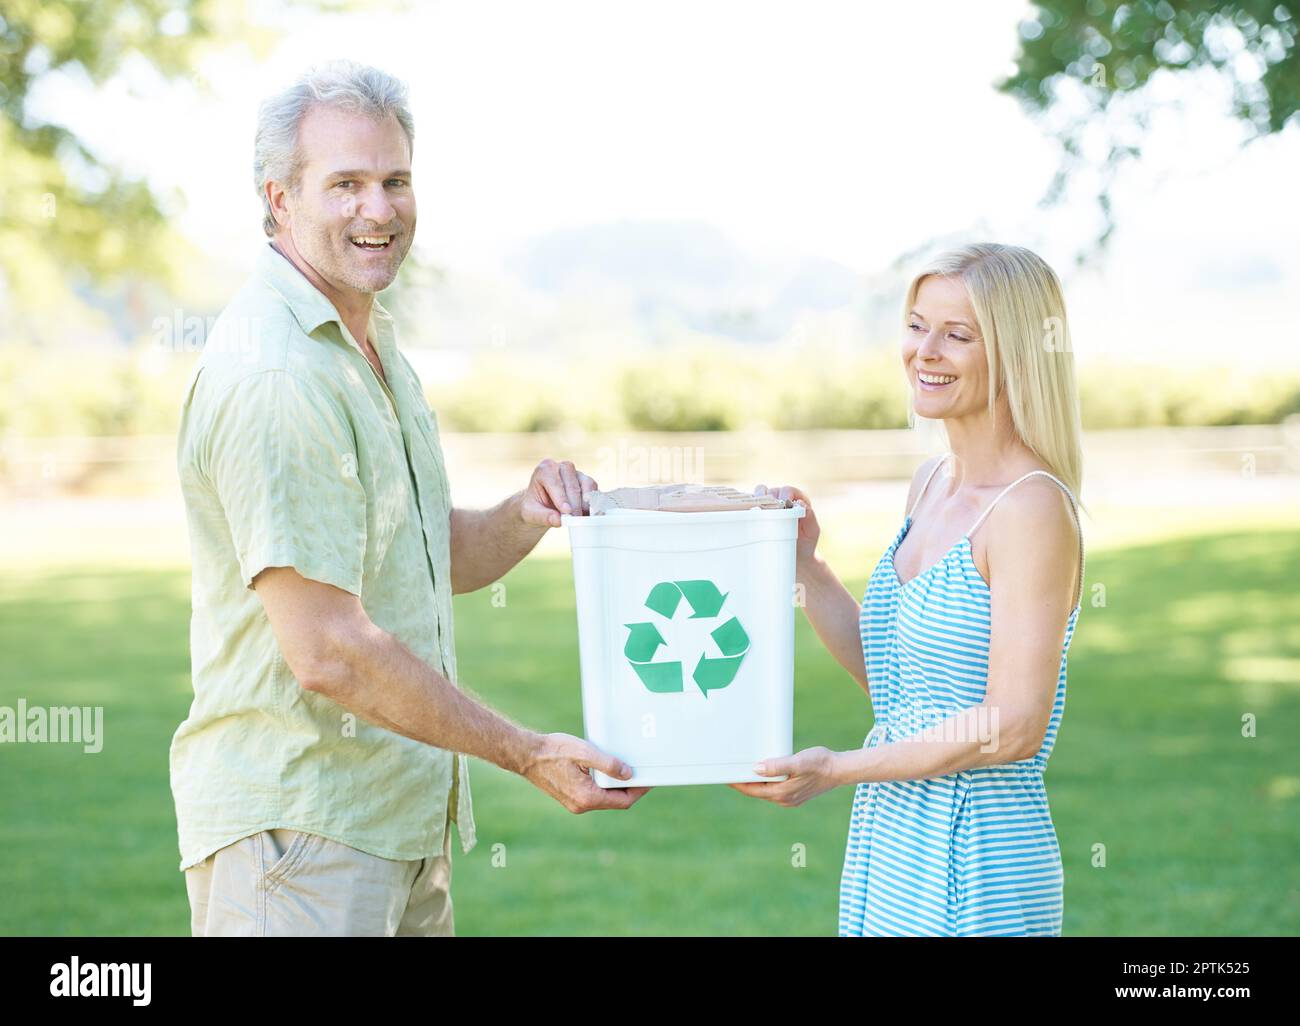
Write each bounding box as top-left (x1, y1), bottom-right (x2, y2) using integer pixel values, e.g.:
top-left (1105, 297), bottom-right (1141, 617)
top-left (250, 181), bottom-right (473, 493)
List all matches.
top-left (837, 481), bottom-right (1076, 780)
top-left (798, 552), bottom-right (870, 690)
top-left (732, 477), bottom-right (1078, 806)
top-left (756, 456), bottom-right (949, 696)
top-left (754, 484), bottom-right (869, 691)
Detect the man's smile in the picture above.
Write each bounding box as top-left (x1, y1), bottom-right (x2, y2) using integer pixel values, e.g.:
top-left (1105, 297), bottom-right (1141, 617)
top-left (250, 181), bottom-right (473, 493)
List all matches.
top-left (349, 233), bottom-right (395, 252)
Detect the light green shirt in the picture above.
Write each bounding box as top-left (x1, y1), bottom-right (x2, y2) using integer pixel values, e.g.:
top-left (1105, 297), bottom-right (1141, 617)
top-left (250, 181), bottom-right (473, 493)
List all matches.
top-left (170, 242), bottom-right (475, 871)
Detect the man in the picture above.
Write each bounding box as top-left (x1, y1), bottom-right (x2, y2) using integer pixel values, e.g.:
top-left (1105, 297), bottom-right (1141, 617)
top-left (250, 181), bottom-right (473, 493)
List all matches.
top-left (172, 59), bottom-right (647, 937)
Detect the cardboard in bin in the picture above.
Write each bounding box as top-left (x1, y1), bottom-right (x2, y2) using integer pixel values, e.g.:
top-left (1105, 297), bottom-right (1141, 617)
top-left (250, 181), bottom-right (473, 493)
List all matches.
top-left (561, 491), bottom-right (805, 788)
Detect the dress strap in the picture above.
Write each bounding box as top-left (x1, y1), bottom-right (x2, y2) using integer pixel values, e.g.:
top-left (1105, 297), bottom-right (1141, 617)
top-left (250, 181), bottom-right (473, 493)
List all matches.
top-left (966, 469), bottom-right (1086, 609)
top-left (906, 453), bottom-right (954, 521)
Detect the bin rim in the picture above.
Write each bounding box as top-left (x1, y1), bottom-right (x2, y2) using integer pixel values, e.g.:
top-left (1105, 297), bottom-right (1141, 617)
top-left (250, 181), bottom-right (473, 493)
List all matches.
top-left (561, 503), bottom-right (806, 528)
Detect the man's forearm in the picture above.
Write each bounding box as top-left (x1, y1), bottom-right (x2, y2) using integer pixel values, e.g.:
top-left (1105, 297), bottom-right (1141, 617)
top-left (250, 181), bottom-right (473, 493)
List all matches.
top-left (311, 616), bottom-right (543, 776)
top-left (449, 491), bottom-right (548, 594)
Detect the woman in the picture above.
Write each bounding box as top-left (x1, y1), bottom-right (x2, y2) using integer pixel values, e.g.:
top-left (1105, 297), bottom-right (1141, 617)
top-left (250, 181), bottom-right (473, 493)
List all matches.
top-left (732, 243), bottom-right (1086, 937)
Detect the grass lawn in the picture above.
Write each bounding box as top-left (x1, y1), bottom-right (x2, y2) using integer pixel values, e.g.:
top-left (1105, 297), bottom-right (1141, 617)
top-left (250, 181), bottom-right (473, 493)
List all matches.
top-left (1, 527), bottom-right (1297, 935)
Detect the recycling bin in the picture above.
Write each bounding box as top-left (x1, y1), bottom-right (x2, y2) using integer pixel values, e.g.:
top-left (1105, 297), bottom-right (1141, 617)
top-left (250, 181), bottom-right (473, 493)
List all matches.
top-left (560, 504), bottom-right (806, 787)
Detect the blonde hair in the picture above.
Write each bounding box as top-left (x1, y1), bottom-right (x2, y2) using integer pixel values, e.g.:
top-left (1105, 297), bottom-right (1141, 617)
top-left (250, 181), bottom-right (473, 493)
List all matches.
top-left (904, 243), bottom-right (1086, 511)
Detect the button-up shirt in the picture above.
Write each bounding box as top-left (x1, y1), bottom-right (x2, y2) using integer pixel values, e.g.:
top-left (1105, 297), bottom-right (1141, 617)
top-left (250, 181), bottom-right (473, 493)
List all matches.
top-left (170, 242), bottom-right (475, 871)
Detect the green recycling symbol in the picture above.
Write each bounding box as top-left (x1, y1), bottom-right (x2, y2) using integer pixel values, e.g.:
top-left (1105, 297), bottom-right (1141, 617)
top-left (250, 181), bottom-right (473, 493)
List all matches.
top-left (623, 580), bottom-right (750, 698)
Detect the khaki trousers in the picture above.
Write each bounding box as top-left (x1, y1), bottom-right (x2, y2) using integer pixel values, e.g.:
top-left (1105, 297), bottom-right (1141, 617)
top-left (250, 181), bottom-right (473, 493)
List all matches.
top-left (184, 818), bottom-right (454, 937)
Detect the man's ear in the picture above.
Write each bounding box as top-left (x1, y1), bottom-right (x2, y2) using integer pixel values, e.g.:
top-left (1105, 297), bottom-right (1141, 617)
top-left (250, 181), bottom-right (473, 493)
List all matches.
top-left (265, 179), bottom-right (292, 231)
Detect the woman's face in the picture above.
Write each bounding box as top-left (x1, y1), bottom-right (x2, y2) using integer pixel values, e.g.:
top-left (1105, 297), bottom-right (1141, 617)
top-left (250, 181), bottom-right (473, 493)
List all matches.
top-left (902, 274), bottom-right (987, 420)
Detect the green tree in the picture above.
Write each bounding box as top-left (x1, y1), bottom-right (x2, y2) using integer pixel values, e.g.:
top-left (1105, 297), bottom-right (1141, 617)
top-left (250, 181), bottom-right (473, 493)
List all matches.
top-left (999, 1), bottom-right (1299, 257)
top-left (0, 0), bottom-right (375, 328)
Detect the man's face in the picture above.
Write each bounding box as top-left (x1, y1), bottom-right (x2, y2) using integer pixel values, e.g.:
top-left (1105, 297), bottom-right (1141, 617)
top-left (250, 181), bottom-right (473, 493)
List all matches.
top-left (282, 104), bottom-right (416, 294)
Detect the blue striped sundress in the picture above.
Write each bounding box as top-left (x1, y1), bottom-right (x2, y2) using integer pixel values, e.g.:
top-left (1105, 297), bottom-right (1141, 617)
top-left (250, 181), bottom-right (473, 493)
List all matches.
top-left (838, 454), bottom-right (1085, 937)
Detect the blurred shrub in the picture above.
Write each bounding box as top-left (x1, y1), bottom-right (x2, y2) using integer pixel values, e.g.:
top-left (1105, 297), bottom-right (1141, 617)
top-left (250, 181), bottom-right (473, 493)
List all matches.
top-left (767, 347), bottom-right (909, 430)
top-left (1077, 360), bottom-right (1300, 429)
top-left (425, 353), bottom-right (570, 433)
top-left (617, 342), bottom-right (762, 432)
top-left (2, 344), bottom-right (195, 438)
top-left (422, 349), bottom-right (635, 433)
top-left (3, 342), bottom-right (1298, 437)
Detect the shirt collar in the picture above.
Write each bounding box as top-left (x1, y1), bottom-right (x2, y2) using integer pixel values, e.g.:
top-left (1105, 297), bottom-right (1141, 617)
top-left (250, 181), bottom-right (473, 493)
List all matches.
top-left (370, 295), bottom-right (395, 343)
top-left (256, 242), bottom-right (398, 353)
top-left (256, 242), bottom-right (343, 336)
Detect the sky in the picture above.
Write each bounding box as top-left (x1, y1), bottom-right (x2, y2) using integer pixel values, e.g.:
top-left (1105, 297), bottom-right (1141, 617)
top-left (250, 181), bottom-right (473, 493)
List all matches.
top-left (28, 0), bottom-right (1300, 368)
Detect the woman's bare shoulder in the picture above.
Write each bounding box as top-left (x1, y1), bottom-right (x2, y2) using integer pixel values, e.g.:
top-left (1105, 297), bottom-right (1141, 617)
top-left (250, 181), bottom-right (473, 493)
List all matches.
top-left (983, 475), bottom-right (1081, 600)
top-left (903, 454), bottom-right (949, 518)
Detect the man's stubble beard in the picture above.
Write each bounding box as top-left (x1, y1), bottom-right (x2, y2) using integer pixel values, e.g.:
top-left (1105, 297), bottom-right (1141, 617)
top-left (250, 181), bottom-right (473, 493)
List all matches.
top-left (294, 213), bottom-right (414, 295)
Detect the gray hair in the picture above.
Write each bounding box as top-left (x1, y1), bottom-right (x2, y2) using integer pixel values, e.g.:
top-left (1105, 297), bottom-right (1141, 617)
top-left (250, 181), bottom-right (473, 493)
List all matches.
top-left (253, 59), bottom-right (415, 237)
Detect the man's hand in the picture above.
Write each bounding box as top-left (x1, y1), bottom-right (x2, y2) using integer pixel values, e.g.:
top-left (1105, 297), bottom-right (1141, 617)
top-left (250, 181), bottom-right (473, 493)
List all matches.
top-left (450, 458), bottom-right (597, 592)
top-left (520, 458), bottom-right (597, 528)
top-left (250, 566), bottom-right (643, 806)
top-left (521, 731), bottom-right (651, 812)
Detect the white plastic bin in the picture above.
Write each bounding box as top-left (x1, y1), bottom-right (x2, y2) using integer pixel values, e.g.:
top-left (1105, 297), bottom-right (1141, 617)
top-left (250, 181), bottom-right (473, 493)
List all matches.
top-left (561, 504), bottom-right (806, 787)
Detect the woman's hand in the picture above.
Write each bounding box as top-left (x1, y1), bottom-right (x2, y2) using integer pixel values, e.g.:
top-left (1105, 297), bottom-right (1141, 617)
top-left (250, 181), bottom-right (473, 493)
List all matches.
top-left (728, 746), bottom-right (847, 807)
top-left (753, 483), bottom-right (820, 564)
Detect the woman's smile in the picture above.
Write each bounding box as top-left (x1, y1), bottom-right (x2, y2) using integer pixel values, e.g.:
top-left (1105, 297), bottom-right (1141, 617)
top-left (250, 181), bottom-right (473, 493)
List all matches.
top-left (917, 370), bottom-right (959, 391)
